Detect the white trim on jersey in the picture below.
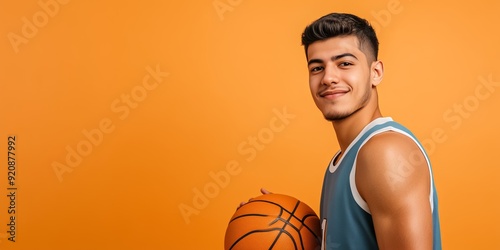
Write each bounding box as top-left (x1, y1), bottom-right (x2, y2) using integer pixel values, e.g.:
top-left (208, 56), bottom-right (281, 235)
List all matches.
top-left (349, 126), bottom-right (435, 214)
top-left (329, 117), bottom-right (393, 173)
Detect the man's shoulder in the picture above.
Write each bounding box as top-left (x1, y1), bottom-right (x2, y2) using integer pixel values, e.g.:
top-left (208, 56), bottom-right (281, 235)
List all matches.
top-left (360, 130), bottom-right (418, 157)
top-left (356, 130), bottom-right (427, 178)
top-left (355, 129), bottom-right (431, 206)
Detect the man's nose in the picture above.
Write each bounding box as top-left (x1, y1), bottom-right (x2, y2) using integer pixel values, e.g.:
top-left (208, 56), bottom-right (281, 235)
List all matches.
top-left (321, 65), bottom-right (340, 86)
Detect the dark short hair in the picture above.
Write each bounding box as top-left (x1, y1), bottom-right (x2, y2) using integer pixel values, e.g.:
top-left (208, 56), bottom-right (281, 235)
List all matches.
top-left (301, 13), bottom-right (379, 61)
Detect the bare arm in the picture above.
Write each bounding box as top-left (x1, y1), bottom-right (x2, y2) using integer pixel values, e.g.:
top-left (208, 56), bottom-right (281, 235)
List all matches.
top-left (356, 132), bottom-right (433, 250)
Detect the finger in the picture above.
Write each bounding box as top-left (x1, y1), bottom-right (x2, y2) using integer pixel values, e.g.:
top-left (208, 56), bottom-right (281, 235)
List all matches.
top-left (238, 197), bottom-right (252, 209)
top-left (260, 188), bottom-right (272, 194)
top-left (238, 201), bottom-right (246, 209)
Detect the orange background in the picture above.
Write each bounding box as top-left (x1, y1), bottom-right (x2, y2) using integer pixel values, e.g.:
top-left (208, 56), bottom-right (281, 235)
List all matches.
top-left (1, 0), bottom-right (499, 249)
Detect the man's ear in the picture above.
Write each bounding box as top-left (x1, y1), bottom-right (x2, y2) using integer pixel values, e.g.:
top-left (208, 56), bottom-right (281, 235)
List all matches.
top-left (371, 60), bottom-right (384, 87)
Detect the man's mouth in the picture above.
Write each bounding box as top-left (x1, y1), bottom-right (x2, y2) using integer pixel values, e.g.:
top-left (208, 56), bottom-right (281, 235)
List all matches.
top-left (319, 89), bottom-right (349, 99)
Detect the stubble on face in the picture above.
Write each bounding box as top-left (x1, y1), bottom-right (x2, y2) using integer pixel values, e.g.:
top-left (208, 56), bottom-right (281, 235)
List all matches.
top-left (323, 82), bottom-right (372, 121)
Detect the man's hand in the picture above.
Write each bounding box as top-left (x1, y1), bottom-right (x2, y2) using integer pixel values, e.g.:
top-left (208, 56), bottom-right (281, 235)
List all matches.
top-left (238, 188), bottom-right (272, 208)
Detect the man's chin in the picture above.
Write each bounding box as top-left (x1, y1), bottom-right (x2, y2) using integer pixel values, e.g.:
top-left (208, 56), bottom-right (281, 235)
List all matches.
top-left (323, 113), bottom-right (349, 121)
top-left (322, 105), bottom-right (364, 121)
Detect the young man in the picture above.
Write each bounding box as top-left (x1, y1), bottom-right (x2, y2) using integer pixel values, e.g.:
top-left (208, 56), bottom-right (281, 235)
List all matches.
top-left (302, 13), bottom-right (442, 249)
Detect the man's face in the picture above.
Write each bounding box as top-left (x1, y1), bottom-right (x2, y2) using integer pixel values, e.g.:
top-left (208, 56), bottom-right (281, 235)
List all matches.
top-left (307, 35), bottom-right (378, 121)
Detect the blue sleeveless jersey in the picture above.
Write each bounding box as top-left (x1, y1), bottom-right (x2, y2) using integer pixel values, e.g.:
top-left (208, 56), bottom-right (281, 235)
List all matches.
top-left (320, 117), bottom-right (441, 249)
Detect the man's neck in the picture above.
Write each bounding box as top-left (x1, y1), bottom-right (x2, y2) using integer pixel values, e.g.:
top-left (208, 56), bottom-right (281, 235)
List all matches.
top-left (332, 107), bottom-right (382, 153)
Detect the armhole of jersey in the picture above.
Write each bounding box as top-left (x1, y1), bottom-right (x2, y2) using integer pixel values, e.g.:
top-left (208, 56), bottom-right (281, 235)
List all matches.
top-left (349, 126), bottom-right (435, 214)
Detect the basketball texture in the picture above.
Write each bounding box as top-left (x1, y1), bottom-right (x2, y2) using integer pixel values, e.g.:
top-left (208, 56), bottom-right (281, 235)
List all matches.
top-left (224, 193), bottom-right (322, 250)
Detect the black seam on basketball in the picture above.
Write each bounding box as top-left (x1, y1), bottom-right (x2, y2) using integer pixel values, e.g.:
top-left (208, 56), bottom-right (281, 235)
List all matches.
top-left (268, 207), bottom-right (286, 227)
top-left (274, 217), bottom-right (304, 249)
top-left (229, 213), bottom-right (270, 223)
top-left (301, 214), bottom-right (322, 244)
top-left (245, 199), bottom-right (306, 225)
top-left (229, 228), bottom-right (291, 250)
top-left (271, 228), bottom-right (296, 250)
top-left (268, 200), bottom-right (300, 250)
top-left (246, 199), bottom-right (321, 240)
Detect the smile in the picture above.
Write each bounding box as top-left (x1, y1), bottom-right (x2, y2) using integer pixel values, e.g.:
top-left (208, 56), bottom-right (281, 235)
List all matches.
top-left (319, 89), bottom-right (349, 99)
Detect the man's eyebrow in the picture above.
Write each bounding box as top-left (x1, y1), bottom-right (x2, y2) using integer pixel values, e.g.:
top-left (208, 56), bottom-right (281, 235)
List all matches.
top-left (307, 58), bottom-right (323, 66)
top-left (332, 53), bottom-right (358, 61)
top-left (307, 53), bottom-right (358, 66)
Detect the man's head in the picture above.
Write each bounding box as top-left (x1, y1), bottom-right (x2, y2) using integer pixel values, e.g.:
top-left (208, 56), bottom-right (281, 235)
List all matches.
top-left (302, 13), bottom-right (384, 122)
top-left (301, 13), bottom-right (379, 63)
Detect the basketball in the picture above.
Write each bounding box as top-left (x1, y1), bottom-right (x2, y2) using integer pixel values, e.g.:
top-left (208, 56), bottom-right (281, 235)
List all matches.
top-left (224, 193), bottom-right (322, 250)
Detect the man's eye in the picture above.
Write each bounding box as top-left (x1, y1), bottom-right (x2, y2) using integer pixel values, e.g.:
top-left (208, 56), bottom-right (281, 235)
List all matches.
top-left (339, 62), bottom-right (353, 67)
top-left (311, 66), bottom-right (323, 72)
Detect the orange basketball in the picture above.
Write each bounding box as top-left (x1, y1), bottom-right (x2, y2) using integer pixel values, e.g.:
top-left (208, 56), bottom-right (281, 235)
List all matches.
top-left (224, 193), bottom-right (322, 250)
